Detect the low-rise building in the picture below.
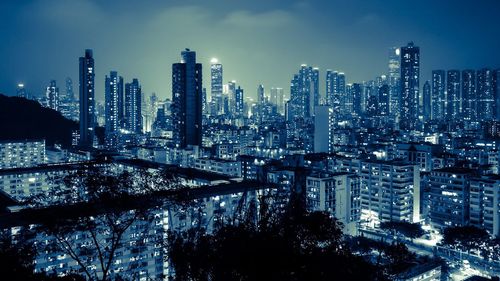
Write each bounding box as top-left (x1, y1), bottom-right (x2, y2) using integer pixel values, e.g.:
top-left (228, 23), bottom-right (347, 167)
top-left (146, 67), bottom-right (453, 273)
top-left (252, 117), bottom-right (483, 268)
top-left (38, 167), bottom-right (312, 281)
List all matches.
top-left (306, 172), bottom-right (361, 234)
top-left (0, 140), bottom-right (46, 169)
top-left (470, 175), bottom-right (500, 237)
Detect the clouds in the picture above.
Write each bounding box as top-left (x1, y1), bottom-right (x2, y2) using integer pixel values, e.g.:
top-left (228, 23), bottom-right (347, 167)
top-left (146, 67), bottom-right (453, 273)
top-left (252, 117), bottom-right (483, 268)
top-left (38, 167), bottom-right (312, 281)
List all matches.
top-left (0, 0), bottom-right (499, 101)
top-left (222, 10), bottom-right (294, 28)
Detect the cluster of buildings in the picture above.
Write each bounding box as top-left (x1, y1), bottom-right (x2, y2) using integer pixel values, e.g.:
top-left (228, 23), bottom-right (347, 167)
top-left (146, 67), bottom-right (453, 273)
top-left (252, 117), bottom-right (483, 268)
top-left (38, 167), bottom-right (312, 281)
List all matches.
top-left (2, 42), bottom-right (500, 280)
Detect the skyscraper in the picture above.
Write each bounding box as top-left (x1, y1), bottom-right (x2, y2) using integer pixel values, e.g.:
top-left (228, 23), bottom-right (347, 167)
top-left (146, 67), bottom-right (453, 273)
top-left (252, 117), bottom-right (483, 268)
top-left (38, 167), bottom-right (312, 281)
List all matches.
top-left (495, 69), bottom-right (500, 120)
top-left (462, 70), bottom-right (476, 123)
top-left (79, 49), bottom-right (95, 148)
top-left (270, 87), bottom-right (278, 106)
top-left (311, 67), bottom-right (320, 114)
top-left (257, 84), bottom-right (265, 122)
top-left (399, 42), bottom-right (420, 131)
top-left (432, 70), bottom-right (445, 120)
top-left (227, 81), bottom-right (237, 115)
top-left (446, 70), bottom-right (461, 120)
top-left (326, 70), bottom-right (335, 106)
top-left (477, 68), bottom-right (495, 121)
top-left (125, 79), bottom-right (142, 134)
top-left (65, 77), bottom-right (74, 102)
top-left (257, 84), bottom-right (265, 106)
top-left (288, 65), bottom-right (316, 119)
top-left (388, 47), bottom-right (401, 116)
top-left (16, 83), bottom-right (26, 98)
top-left (423, 81), bottom-right (431, 122)
top-left (379, 84), bottom-right (390, 116)
top-left (45, 80), bottom-right (59, 111)
top-left (172, 49), bottom-right (203, 148)
top-left (105, 71), bottom-right (124, 147)
top-left (276, 87), bottom-right (284, 115)
top-left (313, 106), bottom-right (334, 153)
top-left (210, 58), bottom-right (223, 115)
top-left (352, 83), bottom-right (362, 116)
top-left (235, 86), bottom-right (244, 116)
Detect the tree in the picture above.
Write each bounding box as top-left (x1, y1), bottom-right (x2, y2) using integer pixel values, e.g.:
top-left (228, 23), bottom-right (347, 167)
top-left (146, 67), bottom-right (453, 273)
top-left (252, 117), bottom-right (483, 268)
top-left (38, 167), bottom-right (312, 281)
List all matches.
top-left (25, 165), bottom-right (182, 281)
top-left (382, 241), bottom-right (416, 275)
top-left (380, 221), bottom-right (424, 240)
top-left (167, 197), bottom-right (386, 281)
top-left (442, 225), bottom-right (489, 252)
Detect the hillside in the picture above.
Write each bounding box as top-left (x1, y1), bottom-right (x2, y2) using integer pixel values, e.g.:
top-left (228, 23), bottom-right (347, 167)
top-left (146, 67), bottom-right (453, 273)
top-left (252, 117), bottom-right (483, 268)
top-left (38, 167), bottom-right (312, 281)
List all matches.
top-left (0, 94), bottom-right (77, 147)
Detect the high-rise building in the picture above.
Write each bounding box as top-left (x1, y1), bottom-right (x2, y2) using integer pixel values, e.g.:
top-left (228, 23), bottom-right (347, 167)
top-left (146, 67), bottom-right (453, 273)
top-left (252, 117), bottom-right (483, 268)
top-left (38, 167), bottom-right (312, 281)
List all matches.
top-left (16, 83), bottom-right (27, 98)
top-left (227, 81), bottom-right (237, 115)
top-left (326, 70), bottom-right (335, 106)
top-left (388, 47), bottom-right (401, 84)
top-left (311, 67), bottom-right (320, 114)
top-left (288, 65), bottom-right (317, 119)
top-left (326, 70), bottom-right (347, 116)
top-left (431, 70), bottom-right (445, 121)
top-left (256, 84), bottom-right (265, 122)
top-left (338, 73), bottom-right (346, 115)
top-left (46, 80), bottom-right (59, 111)
top-left (257, 84), bottom-right (265, 106)
top-left (270, 87), bottom-right (278, 106)
top-left (313, 106), bottom-right (334, 153)
top-left (235, 86), bottom-right (244, 117)
top-left (172, 49), bottom-right (203, 148)
top-left (399, 42), bottom-right (420, 130)
top-left (422, 81), bottom-right (431, 122)
top-left (78, 49), bottom-right (95, 148)
top-left (446, 70), bottom-right (461, 120)
top-left (477, 68), bottom-right (495, 121)
top-left (270, 87), bottom-right (284, 115)
top-left (276, 87), bottom-right (284, 115)
top-left (470, 175), bottom-right (500, 238)
top-left (462, 70), bottom-right (476, 123)
top-left (306, 172), bottom-right (361, 234)
top-left (210, 58), bottom-right (223, 115)
top-left (494, 69), bottom-right (500, 120)
top-left (124, 79), bottom-right (142, 134)
top-left (333, 158), bottom-right (420, 223)
top-left (352, 83), bottom-right (362, 116)
top-left (388, 47), bottom-right (401, 117)
top-left (105, 71), bottom-right (124, 147)
top-left (65, 77), bottom-right (74, 102)
top-left (428, 168), bottom-right (474, 230)
top-left (379, 84), bottom-right (390, 116)
top-left (201, 88), bottom-right (207, 115)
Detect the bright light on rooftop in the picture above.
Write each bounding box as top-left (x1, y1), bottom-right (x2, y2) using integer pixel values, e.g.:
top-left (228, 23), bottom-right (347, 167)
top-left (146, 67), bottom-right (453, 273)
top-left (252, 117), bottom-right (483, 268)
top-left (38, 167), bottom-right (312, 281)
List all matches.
top-left (210, 58), bottom-right (218, 64)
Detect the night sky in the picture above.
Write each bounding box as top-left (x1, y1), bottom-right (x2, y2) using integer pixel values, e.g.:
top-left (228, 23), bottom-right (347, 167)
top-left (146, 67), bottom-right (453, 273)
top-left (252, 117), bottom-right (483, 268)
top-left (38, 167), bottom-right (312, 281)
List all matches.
top-left (1, 0), bottom-right (499, 101)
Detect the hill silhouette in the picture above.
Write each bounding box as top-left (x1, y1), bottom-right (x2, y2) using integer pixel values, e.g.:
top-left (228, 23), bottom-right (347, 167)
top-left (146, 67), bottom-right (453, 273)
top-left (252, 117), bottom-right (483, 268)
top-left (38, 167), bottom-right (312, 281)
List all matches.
top-left (0, 94), bottom-right (77, 147)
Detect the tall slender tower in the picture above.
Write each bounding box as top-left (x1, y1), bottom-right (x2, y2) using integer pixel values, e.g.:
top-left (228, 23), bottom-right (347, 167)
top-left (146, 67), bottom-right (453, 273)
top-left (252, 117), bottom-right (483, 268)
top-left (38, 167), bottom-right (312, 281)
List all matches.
top-left (388, 47), bottom-right (401, 116)
top-left (446, 70), bottom-right (461, 121)
top-left (399, 42), bottom-right (420, 130)
top-left (105, 71), bottom-right (124, 147)
top-left (462, 70), bottom-right (476, 123)
top-left (79, 49), bottom-right (95, 148)
top-left (423, 81), bottom-right (431, 122)
top-left (65, 77), bottom-right (74, 102)
top-left (46, 80), bottom-right (59, 111)
top-left (431, 70), bottom-right (445, 120)
top-left (210, 58), bottom-right (223, 115)
top-left (235, 86), bottom-right (244, 116)
top-left (477, 68), bottom-right (495, 121)
top-left (172, 49), bottom-right (203, 148)
top-left (125, 79), bottom-right (142, 134)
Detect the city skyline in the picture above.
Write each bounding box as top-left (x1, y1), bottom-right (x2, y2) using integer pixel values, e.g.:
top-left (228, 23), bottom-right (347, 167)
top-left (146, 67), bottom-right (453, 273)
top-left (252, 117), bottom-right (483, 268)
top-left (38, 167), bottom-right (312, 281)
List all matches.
top-left (1, 0), bottom-right (500, 101)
